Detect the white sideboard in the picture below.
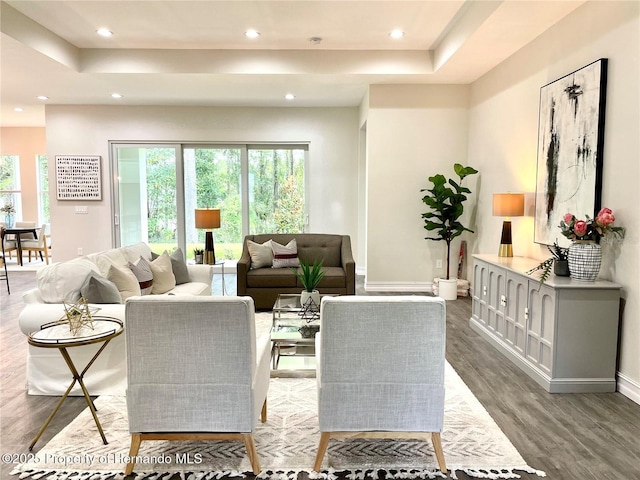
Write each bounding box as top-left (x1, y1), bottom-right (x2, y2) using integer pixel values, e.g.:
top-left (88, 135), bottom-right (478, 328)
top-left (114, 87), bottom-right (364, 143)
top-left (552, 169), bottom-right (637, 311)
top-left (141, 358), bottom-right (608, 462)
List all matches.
top-left (470, 254), bottom-right (621, 393)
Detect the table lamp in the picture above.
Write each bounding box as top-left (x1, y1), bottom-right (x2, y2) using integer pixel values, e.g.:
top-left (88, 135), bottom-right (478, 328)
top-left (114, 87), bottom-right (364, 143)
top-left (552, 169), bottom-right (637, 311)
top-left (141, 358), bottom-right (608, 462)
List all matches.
top-left (493, 193), bottom-right (525, 257)
top-left (195, 208), bottom-right (221, 264)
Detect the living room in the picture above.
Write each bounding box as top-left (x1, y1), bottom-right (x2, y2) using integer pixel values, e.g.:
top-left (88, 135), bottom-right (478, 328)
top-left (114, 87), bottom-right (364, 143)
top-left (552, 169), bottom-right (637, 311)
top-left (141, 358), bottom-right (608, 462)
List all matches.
top-left (1, 1), bottom-right (639, 479)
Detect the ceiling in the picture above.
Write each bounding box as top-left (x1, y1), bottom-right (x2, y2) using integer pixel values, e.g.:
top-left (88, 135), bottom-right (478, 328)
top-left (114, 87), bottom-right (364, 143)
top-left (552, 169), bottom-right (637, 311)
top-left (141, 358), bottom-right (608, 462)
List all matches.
top-left (0, 0), bottom-right (584, 127)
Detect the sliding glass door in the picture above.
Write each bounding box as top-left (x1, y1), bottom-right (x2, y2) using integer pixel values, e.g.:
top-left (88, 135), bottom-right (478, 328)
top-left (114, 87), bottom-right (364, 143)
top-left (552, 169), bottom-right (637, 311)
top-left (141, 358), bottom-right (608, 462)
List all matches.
top-left (112, 143), bottom-right (307, 260)
top-left (113, 145), bottom-right (180, 255)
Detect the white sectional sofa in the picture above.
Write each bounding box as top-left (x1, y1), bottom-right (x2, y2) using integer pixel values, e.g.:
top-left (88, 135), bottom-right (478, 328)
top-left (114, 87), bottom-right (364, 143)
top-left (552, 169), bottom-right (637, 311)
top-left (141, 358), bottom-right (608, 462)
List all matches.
top-left (18, 242), bottom-right (214, 396)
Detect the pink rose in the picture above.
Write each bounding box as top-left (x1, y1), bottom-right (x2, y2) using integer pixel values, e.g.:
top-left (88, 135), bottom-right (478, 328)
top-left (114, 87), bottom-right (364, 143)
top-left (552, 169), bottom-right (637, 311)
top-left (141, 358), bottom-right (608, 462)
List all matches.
top-left (573, 220), bottom-right (588, 237)
top-left (596, 208), bottom-right (615, 226)
top-left (563, 213), bottom-right (574, 224)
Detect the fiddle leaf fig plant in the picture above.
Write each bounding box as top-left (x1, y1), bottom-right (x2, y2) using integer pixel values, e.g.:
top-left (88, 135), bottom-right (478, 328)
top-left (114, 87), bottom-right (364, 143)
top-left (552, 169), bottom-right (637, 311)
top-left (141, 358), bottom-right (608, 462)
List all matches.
top-left (421, 163), bottom-right (478, 280)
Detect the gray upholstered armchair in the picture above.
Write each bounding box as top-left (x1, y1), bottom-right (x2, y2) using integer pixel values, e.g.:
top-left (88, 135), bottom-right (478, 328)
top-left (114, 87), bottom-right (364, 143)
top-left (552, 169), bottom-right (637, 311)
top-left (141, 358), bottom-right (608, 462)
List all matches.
top-left (124, 296), bottom-right (271, 475)
top-left (314, 296), bottom-right (447, 473)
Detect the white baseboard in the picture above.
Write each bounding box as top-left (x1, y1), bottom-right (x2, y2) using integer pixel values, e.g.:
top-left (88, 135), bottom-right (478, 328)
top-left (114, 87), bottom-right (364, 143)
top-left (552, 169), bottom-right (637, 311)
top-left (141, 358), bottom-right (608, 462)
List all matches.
top-left (364, 281), bottom-right (433, 293)
top-left (617, 371), bottom-right (640, 405)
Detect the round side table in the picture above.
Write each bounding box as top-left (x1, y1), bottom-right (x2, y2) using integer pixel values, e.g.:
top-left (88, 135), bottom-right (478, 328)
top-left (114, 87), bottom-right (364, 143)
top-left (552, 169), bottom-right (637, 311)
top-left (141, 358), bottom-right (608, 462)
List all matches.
top-left (27, 316), bottom-right (123, 450)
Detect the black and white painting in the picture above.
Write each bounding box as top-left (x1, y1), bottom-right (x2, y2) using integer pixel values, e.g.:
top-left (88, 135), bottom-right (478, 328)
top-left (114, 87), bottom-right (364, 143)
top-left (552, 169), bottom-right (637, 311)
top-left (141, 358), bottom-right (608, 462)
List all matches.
top-left (534, 59), bottom-right (607, 246)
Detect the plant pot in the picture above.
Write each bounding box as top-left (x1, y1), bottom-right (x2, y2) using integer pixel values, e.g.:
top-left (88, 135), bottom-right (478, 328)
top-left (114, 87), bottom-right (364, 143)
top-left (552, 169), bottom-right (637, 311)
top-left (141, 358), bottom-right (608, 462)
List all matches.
top-left (194, 254), bottom-right (203, 264)
top-left (553, 259), bottom-right (570, 277)
top-left (568, 241), bottom-right (602, 281)
top-left (301, 289), bottom-right (320, 307)
top-left (438, 278), bottom-right (458, 301)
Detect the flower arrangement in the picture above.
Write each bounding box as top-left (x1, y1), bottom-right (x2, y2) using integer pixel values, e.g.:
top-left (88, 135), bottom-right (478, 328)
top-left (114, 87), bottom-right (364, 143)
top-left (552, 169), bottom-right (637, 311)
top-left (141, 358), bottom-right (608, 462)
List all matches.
top-left (1, 203), bottom-right (16, 214)
top-left (559, 208), bottom-right (624, 244)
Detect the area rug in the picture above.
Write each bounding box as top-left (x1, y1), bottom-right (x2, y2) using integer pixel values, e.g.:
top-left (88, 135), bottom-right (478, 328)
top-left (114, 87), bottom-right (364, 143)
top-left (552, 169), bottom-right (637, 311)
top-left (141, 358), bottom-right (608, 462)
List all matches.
top-left (12, 364), bottom-right (545, 480)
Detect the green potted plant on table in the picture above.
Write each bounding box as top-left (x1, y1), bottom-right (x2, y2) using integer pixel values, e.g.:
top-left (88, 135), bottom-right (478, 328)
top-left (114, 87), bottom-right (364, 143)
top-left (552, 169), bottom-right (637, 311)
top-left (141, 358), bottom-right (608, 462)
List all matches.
top-left (421, 163), bottom-right (478, 300)
top-left (292, 260), bottom-right (326, 306)
top-left (526, 241), bottom-right (569, 284)
top-left (193, 247), bottom-right (204, 264)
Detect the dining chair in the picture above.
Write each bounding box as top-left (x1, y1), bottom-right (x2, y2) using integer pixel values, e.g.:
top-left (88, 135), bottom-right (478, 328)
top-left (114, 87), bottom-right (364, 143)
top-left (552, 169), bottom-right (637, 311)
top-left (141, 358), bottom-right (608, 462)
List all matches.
top-left (0, 227), bottom-right (10, 294)
top-left (21, 224), bottom-right (50, 264)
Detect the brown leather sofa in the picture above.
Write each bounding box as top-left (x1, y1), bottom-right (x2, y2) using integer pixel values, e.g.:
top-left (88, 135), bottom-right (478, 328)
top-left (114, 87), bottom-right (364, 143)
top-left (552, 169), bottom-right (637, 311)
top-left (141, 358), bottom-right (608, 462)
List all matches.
top-left (237, 233), bottom-right (356, 309)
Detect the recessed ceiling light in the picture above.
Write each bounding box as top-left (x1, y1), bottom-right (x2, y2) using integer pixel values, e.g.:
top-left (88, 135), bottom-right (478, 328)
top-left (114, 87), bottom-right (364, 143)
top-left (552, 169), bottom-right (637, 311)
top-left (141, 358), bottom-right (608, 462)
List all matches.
top-left (285, 93), bottom-right (295, 100)
top-left (245, 29), bottom-right (260, 39)
top-left (37, 95), bottom-right (49, 100)
top-left (14, 107), bottom-right (24, 112)
top-left (389, 29), bottom-right (404, 39)
top-left (111, 93), bottom-right (123, 99)
top-left (97, 28), bottom-right (113, 37)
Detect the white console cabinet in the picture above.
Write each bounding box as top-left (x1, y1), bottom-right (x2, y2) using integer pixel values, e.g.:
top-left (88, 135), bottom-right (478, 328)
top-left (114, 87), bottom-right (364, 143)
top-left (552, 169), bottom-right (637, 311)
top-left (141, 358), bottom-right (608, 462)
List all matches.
top-left (470, 254), bottom-right (621, 393)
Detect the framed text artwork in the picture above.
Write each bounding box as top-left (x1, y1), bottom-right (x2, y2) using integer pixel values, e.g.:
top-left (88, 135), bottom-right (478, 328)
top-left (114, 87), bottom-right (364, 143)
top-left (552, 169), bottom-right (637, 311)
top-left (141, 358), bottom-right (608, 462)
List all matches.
top-left (534, 58), bottom-right (608, 247)
top-left (56, 155), bottom-right (102, 201)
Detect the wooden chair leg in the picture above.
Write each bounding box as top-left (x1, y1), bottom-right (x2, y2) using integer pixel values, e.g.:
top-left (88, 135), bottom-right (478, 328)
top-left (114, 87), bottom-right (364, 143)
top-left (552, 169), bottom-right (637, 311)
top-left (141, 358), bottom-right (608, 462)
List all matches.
top-left (261, 399), bottom-right (267, 423)
top-left (313, 432), bottom-right (331, 471)
top-left (431, 432), bottom-right (447, 473)
top-left (124, 434), bottom-right (142, 475)
top-left (43, 246), bottom-right (49, 264)
top-left (242, 434), bottom-right (261, 474)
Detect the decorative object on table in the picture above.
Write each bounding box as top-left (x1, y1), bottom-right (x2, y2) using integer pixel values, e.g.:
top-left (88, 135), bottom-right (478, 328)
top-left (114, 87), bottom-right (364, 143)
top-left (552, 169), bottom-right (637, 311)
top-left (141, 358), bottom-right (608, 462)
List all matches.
top-left (60, 297), bottom-right (98, 335)
top-left (493, 193), bottom-right (525, 257)
top-left (1, 203), bottom-right (16, 228)
top-left (195, 208), bottom-right (221, 264)
top-left (526, 241), bottom-right (569, 284)
top-left (421, 163), bottom-right (478, 300)
top-left (293, 260), bottom-right (326, 306)
top-left (534, 59), bottom-right (608, 247)
top-left (298, 295), bottom-right (321, 324)
top-left (193, 247), bottom-right (204, 264)
top-left (559, 207), bottom-right (624, 281)
top-left (55, 155), bottom-right (102, 200)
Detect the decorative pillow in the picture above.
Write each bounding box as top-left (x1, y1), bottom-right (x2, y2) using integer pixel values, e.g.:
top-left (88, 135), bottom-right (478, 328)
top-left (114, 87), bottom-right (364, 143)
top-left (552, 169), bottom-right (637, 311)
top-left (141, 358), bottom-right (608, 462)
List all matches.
top-left (271, 239), bottom-right (300, 268)
top-left (247, 239), bottom-right (273, 269)
top-left (107, 265), bottom-right (141, 301)
top-left (149, 252), bottom-right (176, 294)
top-left (37, 257), bottom-right (101, 303)
top-left (170, 248), bottom-right (191, 285)
top-left (128, 257), bottom-right (154, 295)
top-left (80, 272), bottom-right (122, 304)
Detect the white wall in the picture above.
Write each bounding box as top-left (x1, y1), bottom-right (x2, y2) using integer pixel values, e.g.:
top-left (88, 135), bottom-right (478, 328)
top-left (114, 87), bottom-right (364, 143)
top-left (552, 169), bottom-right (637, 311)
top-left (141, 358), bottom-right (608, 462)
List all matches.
top-left (365, 85), bottom-right (471, 291)
top-left (45, 105), bottom-right (360, 261)
top-left (468, 1), bottom-right (640, 400)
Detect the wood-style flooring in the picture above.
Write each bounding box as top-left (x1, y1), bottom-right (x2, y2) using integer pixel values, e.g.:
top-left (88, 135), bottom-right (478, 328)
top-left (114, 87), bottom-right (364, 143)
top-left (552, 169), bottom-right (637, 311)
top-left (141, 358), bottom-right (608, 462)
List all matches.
top-left (1, 272), bottom-right (639, 480)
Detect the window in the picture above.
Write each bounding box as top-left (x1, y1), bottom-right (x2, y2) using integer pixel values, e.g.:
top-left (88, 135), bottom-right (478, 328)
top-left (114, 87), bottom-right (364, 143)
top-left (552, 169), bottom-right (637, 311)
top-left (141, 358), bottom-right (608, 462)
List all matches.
top-left (112, 143), bottom-right (307, 259)
top-left (0, 154), bottom-right (22, 220)
top-left (36, 154), bottom-right (50, 226)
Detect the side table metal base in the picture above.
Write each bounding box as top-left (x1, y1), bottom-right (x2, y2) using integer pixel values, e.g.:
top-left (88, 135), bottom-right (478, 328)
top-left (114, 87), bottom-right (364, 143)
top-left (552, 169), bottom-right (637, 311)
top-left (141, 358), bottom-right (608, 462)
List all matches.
top-left (29, 341), bottom-right (112, 450)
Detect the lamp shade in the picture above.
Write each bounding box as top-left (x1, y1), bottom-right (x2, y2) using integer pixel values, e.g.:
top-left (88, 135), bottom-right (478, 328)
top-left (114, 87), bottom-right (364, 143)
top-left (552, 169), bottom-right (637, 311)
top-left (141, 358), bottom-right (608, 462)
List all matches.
top-left (195, 208), bottom-right (221, 229)
top-left (493, 193), bottom-right (525, 217)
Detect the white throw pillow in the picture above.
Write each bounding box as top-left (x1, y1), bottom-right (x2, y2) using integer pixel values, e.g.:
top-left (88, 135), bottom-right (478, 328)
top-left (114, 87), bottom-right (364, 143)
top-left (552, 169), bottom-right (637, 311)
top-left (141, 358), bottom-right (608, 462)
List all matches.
top-left (122, 242), bottom-right (153, 263)
top-left (107, 264), bottom-right (141, 301)
top-left (37, 257), bottom-right (101, 303)
top-left (92, 249), bottom-right (129, 277)
top-left (247, 239), bottom-right (273, 269)
top-left (271, 239), bottom-right (300, 268)
top-left (149, 252), bottom-right (176, 294)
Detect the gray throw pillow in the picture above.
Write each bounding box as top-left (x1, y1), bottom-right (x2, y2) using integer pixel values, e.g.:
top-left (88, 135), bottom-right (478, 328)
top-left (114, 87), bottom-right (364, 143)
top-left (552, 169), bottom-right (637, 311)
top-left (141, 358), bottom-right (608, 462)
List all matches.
top-left (170, 248), bottom-right (191, 285)
top-left (128, 257), bottom-right (154, 295)
top-left (80, 272), bottom-right (122, 304)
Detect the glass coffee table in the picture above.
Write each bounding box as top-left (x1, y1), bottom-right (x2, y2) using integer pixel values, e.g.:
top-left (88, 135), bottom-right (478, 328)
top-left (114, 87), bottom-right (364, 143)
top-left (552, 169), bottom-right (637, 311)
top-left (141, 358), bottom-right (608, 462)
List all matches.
top-left (271, 293), bottom-right (333, 374)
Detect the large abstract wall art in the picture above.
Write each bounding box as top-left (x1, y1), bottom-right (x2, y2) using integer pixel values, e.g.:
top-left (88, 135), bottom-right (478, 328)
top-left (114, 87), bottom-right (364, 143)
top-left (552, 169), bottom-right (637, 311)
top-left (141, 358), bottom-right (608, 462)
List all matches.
top-left (534, 59), bottom-right (608, 246)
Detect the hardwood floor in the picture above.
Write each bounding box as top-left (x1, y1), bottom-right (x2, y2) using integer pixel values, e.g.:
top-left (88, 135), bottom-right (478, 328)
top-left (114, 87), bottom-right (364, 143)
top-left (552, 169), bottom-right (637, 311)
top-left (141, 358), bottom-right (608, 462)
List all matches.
top-left (1, 272), bottom-right (639, 480)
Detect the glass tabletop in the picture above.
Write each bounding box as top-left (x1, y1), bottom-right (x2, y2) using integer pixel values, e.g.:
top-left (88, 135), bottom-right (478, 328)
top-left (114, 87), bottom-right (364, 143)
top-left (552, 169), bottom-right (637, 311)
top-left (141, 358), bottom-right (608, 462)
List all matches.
top-left (28, 316), bottom-right (124, 347)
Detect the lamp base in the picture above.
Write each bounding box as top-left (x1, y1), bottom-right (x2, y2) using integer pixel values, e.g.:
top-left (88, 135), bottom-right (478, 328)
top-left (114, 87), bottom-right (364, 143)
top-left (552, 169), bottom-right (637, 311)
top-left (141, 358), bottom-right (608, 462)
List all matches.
top-left (498, 220), bottom-right (513, 257)
top-left (498, 243), bottom-right (513, 257)
top-left (204, 231), bottom-right (216, 265)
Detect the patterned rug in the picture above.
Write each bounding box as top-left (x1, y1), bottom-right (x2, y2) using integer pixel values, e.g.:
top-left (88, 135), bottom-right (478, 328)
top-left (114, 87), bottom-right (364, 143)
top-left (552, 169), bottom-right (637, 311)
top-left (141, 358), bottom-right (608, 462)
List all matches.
top-left (12, 362), bottom-right (545, 480)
